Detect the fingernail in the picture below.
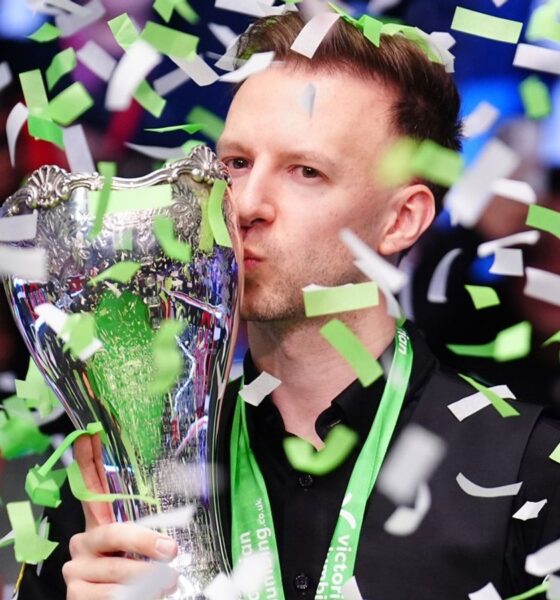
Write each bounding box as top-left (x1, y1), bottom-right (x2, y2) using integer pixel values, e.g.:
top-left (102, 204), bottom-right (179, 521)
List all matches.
top-left (155, 538), bottom-right (177, 560)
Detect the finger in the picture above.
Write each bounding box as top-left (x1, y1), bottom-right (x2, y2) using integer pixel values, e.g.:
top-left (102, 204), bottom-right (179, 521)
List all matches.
top-left (70, 522), bottom-right (178, 563)
top-left (63, 555), bottom-right (152, 585)
top-left (66, 580), bottom-right (121, 600)
top-left (73, 434), bottom-right (114, 529)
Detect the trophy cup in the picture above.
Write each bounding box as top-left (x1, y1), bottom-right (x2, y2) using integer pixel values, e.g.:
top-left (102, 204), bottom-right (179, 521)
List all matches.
top-left (1, 145), bottom-right (242, 598)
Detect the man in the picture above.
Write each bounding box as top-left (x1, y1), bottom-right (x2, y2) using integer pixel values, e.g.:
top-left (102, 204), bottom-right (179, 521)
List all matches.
top-left (16, 11), bottom-right (560, 600)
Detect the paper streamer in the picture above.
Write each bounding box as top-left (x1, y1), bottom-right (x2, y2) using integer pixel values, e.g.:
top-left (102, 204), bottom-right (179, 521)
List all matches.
top-left (447, 384), bottom-right (514, 421)
top-left (514, 44), bottom-right (560, 75)
top-left (208, 179), bottom-right (232, 247)
top-left (462, 101), bottom-right (500, 138)
top-left (489, 247), bottom-right (524, 277)
top-left (90, 161), bottom-right (116, 238)
top-left (46, 48), bottom-right (76, 90)
top-left (303, 282), bottom-right (379, 317)
top-left (342, 577), bottom-right (364, 600)
top-left (135, 505), bottom-right (195, 529)
top-left (524, 267), bottom-right (560, 307)
top-left (208, 22), bottom-right (238, 48)
top-left (464, 285), bottom-right (500, 310)
top-left (526, 537), bottom-right (560, 577)
top-left (513, 499), bottom-right (547, 522)
top-left (214, 0), bottom-right (288, 17)
top-left (290, 12), bottom-right (340, 58)
top-left (491, 179), bottom-right (536, 205)
top-left (76, 40), bottom-right (117, 82)
top-left (108, 12), bottom-right (139, 51)
top-left (153, 216), bottom-right (192, 262)
top-left (6, 103), bottom-right (28, 167)
top-left (110, 562), bottom-right (179, 600)
top-left (0, 245), bottom-right (47, 281)
top-left (469, 582), bottom-right (503, 600)
top-left (47, 82), bottom-right (94, 126)
top-left (186, 106), bottom-right (225, 142)
top-left (28, 22), bottom-right (61, 42)
top-left (456, 472), bottom-right (522, 498)
top-left (299, 83), bottom-right (317, 118)
top-left (172, 55), bottom-right (218, 87)
top-left (220, 51), bottom-right (275, 83)
top-left (63, 125), bottom-right (95, 173)
top-left (239, 372), bottom-right (282, 407)
top-left (284, 424), bottom-right (358, 476)
top-left (0, 211), bottom-right (38, 242)
top-left (89, 262), bottom-right (141, 285)
top-left (427, 248), bottom-right (462, 303)
top-left (377, 424), bottom-right (446, 505)
top-left (477, 231), bottom-right (540, 258)
top-left (154, 68), bottom-right (191, 96)
top-left (0, 60), bottom-right (11, 92)
top-left (149, 319), bottom-right (186, 395)
top-left (140, 21), bottom-right (199, 59)
top-left (520, 75), bottom-right (552, 120)
top-left (526, 204), bottom-right (560, 239)
top-left (451, 7), bottom-right (522, 43)
top-left (88, 184), bottom-right (173, 215)
top-left (126, 143), bottom-right (186, 160)
top-left (55, 0), bottom-right (105, 37)
top-left (459, 374), bottom-right (519, 417)
top-left (384, 483), bottom-right (431, 536)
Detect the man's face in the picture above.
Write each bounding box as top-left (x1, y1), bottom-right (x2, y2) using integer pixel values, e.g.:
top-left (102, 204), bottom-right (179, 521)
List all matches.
top-left (217, 66), bottom-right (398, 323)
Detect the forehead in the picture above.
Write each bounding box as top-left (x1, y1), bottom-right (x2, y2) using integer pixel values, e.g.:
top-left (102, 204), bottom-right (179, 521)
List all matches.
top-left (219, 65), bottom-right (397, 160)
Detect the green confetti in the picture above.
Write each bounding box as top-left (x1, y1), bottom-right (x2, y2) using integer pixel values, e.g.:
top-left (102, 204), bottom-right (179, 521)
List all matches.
top-left (90, 162), bottom-right (116, 238)
top-left (186, 106), bottom-right (225, 142)
top-left (304, 282), bottom-right (379, 317)
top-left (153, 216), bottom-right (192, 262)
top-left (447, 321), bottom-right (532, 362)
top-left (549, 441), bottom-right (560, 464)
top-left (459, 374), bottom-right (519, 418)
top-left (0, 398), bottom-right (51, 460)
top-left (61, 313), bottom-right (98, 359)
top-left (16, 359), bottom-right (59, 418)
top-left (46, 48), bottom-right (77, 90)
top-left (25, 466), bottom-right (67, 509)
top-left (526, 1), bottom-right (560, 44)
top-left (47, 82), bottom-right (94, 126)
top-left (140, 21), bottom-right (199, 59)
top-left (208, 179), bottom-right (232, 248)
top-left (146, 123), bottom-right (204, 134)
top-left (149, 320), bottom-right (186, 395)
top-left (27, 115), bottom-right (64, 148)
top-left (520, 76), bottom-right (552, 120)
top-left (198, 197), bottom-right (215, 252)
top-left (505, 582), bottom-right (549, 600)
top-left (88, 184), bottom-right (173, 216)
top-left (182, 139), bottom-right (205, 155)
top-left (320, 319), bottom-right (384, 387)
top-left (153, 0), bottom-right (199, 24)
top-left (89, 261), bottom-right (141, 285)
top-left (543, 331), bottom-right (560, 347)
top-left (133, 80), bottom-right (166, 118)
top-left (361, 15), bottom-right (383, 47)
top-left (108, 13), bottom-right (139, 51)
top-left (377, 137), bottom-right (419, 187)
top-left (464, 285), bottom-right (500, 310)
top-left (451, 6), bottom-right (523, 44)
top-left (114, 229), bottom-right (134, 251)
top-left (6, 501), bottom-right (58, 565)
top-left (284, 424), bottom-right (358, 475)
top-left (380, 23), bottom-right (443, 64)
top-left (526, 204), bottom-right (560, 239)
top-left (28, 22), bottom-right (61, 42)
top-left (411, 140), bottom-right (464, 187)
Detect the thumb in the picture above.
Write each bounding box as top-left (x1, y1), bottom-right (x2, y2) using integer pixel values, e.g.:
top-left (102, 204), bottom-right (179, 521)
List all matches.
top-left (72, 433), bottom-right (115, 530)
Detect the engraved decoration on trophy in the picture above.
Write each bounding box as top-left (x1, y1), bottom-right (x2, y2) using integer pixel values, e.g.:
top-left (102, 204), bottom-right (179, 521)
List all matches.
top-left (1, 145), bottom-right (242, 598)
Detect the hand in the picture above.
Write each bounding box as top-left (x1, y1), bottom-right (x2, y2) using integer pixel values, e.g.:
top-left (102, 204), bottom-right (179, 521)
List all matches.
top-left (63, 434), bottom-right (179, 599)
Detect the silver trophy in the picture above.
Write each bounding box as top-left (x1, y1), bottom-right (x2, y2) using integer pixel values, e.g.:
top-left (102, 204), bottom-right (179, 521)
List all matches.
top-left (1, 146), bottom-right (242, 598)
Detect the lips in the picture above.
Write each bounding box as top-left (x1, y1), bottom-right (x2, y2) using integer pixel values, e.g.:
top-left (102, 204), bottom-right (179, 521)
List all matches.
top-left (243, 248), bottom-right (262, 261)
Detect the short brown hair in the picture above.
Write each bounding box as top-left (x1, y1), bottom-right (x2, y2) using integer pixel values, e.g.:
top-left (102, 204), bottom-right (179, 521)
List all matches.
top-left (236, 12), bottom-right (462, 210)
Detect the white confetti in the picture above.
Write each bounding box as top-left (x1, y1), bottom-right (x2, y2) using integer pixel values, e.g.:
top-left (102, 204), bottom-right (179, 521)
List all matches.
top-left (477, 231), bottom-right (540, 258)
top-left (214, 0), bottom-right (291, 17)
top-left (513, 499), bottom-right (547, 521)
top-left (427, 248), bottom-right (462, 303)
top-left (35, 303), bottom-right (103, 361)
top-left (28, 0), bottom-right (91, 15)
top-left (76, 40), bottom-right (117, 82)
top-left (489, 247), bottom-right (524, 277)
top-left (290, 12), bottom-right (340, 59)
top-left (110, 562), bottom-right (178, 600)
top-left (208, 23), bottom-right (238, 48)
top-left (547, 574), bottom-right (560, 600)
top-left (7, 102), bottom-right (29, 167)
top-left (447, 384), bottom-right (515, 422)
top-left (63, 125), bottom-right (95, 173)
top-left (514, 44), bottom-right (560, 75)
top-left (490, 179), bottom-right (537, 205)
top-left (220, 51), bottom-right (275, 83)
top-left (299, 83), bottom-right (316, 117)
top-left (154, 68), bottom-right (190, 96)
top-left (239, 371), bottom-right (281, 407)
top-left (428, 31), bottom-right (456, 51)
top-left (135, 506), bottom-right (195, 530)
top-left (342, 576), bottom-right (364, 600)
top-left (55, 0), bottom-right (105, 37)
top-left (106, 40), bottom-right (162, 112)
top-left (367, 0), bottom-right (402, 12)
top-left (456, 472), bottom-right (522, 498)
top-left (468, 582), bottom-right (503, 600)
top-left (205, 573), bottom-right (238, 600)
top-left (172, 55), bottom-right (219, 87)
top-left (0, 62), bottom-right (12, 93)
top-left (204, 552), bottom-right (271, 600)
top-left (0, 245), bottom-right (47, 281)
top-left (126, 143), bottom-right (186, 160)
top-left (384, 483), bottom-right (431, 536)
top-left (524, 267), bottom-right (560, 307)
top-left (0, 211), bottom-right (38, 242)
top-left (378, 424), bottom-right (446, 505)
top-left (462, 101), bottom-right (500, 138)
top-left (492, 0), bottom-right (509, 6)
top-left (445, 139), bottom-right (520, 228)
top-left (340, 228), bottom-right (409, 293)
top-left (526, 538), bottom-right (560, 577)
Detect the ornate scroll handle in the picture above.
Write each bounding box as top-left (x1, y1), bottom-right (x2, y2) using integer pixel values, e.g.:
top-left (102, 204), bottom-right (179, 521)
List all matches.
top-left (3, 145), bottom-right (230, 216)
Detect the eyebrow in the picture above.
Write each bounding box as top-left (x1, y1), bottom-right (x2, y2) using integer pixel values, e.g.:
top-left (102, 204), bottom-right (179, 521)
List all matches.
top-left (216, 139), bottom-right (339, 173)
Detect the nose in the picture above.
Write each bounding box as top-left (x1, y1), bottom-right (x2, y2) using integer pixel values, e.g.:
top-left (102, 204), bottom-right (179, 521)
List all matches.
top-left (231, 161), bottom-right (276, 234)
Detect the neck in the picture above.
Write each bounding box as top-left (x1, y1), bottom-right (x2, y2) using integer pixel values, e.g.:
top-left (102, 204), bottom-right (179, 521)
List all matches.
top-left (247, 307), bottom-right (396, 448)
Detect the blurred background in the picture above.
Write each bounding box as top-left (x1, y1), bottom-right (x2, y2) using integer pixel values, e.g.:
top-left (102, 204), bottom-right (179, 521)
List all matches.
top-left (1, 0), bottom-right (560, 596)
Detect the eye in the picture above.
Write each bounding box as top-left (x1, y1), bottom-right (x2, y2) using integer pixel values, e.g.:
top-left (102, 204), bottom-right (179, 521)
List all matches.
top-left (300, 166), bottom-right (320, 178)
top-left (224, 157), bottom-right (249, 170)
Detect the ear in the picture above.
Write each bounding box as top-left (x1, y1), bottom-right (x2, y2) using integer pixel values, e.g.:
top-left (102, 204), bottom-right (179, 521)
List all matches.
top-left (377, 184), bottom-right (435, 257)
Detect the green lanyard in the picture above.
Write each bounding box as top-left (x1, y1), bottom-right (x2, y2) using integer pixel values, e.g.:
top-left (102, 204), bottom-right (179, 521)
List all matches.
top-left (230, 327), bottom-right (414, 600)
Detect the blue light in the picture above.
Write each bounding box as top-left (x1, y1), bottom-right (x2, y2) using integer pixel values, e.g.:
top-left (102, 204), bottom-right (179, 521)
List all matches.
top-left (0, 0), bottom-right (45, 40)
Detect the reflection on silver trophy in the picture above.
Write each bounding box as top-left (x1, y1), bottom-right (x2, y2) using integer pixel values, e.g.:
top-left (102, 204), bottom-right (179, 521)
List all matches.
top-left (1, 145), bottom-right (242, 598)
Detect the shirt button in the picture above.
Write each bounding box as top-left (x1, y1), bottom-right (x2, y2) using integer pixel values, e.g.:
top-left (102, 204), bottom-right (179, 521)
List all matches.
top-left (294, 572), bottom-right (311, 593)
top-left (298, 473), bottom-right (314, 489)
